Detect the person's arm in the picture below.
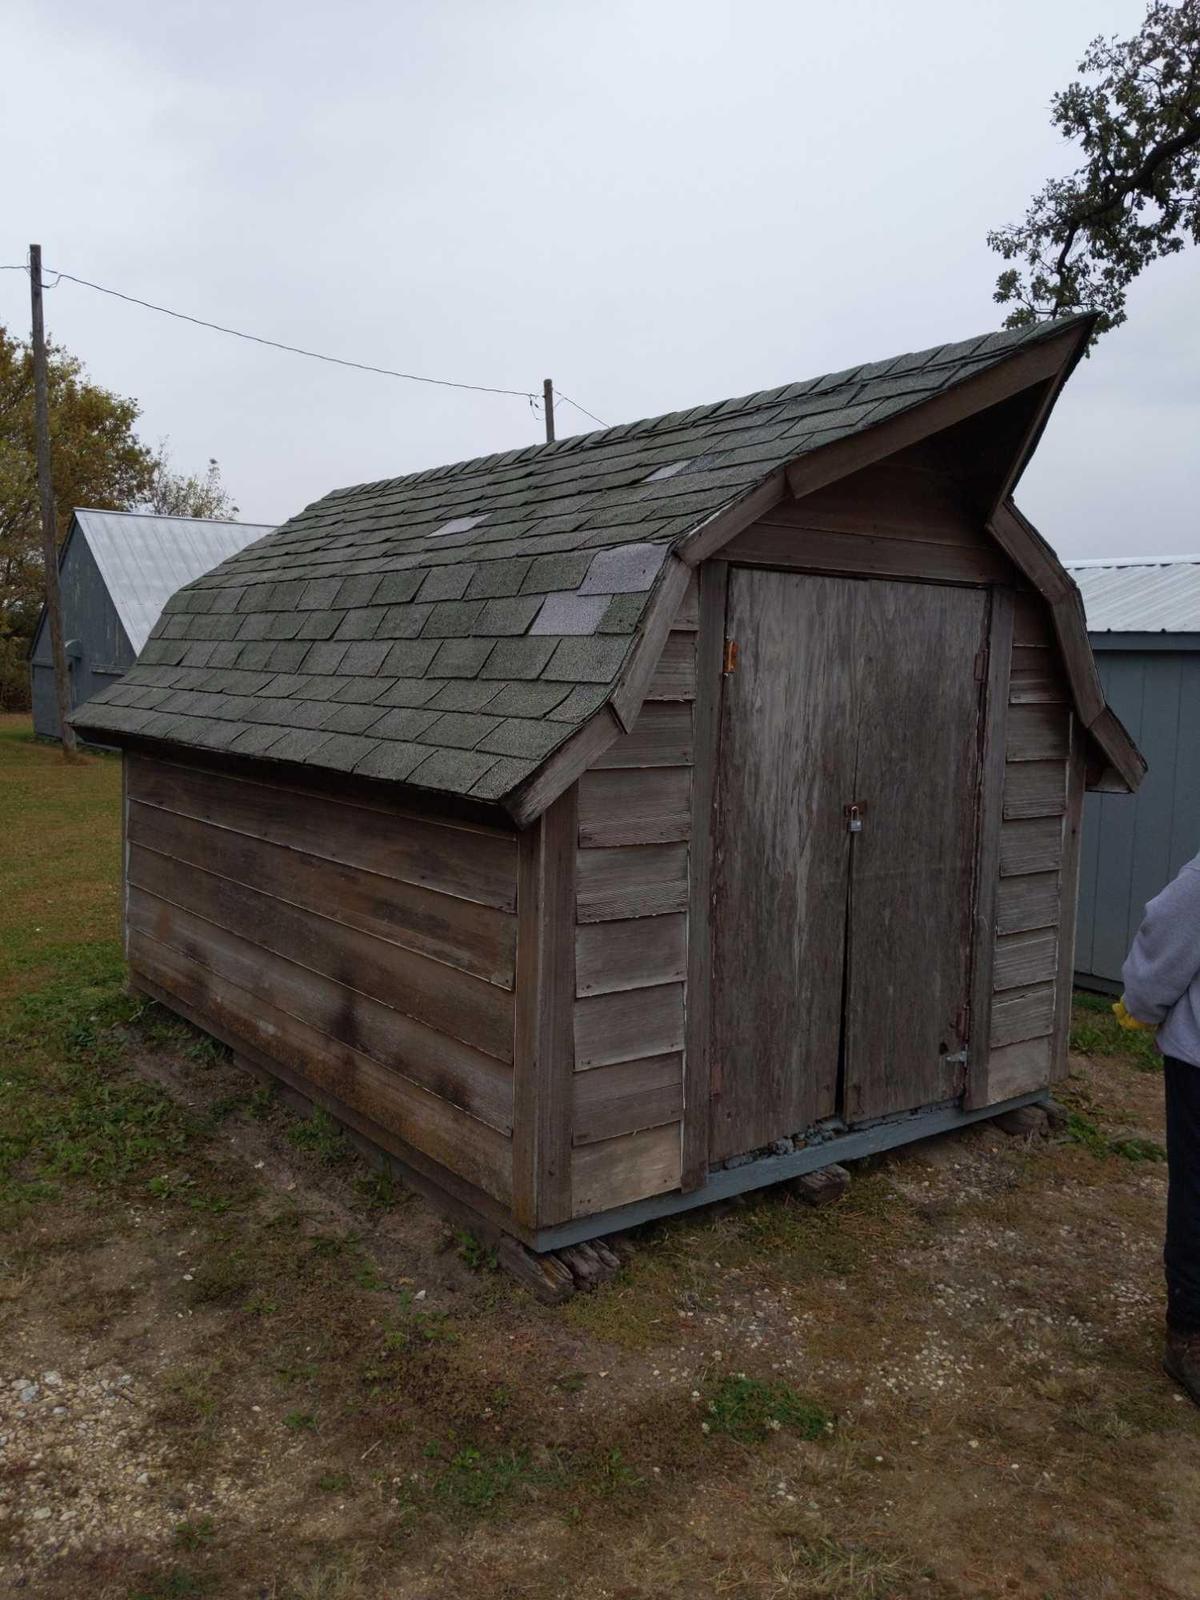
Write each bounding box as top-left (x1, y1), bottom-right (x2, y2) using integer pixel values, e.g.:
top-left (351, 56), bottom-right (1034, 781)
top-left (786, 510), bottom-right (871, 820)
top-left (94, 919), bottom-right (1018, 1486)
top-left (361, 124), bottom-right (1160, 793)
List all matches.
top-left (1122, 859), bottom-right (1200, 1025)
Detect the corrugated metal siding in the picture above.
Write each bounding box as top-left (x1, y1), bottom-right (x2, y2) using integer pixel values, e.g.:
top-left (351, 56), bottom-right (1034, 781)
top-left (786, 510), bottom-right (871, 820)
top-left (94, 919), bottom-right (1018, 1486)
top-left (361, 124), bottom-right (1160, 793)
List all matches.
top-left (1075, 649), bottom-right (1200, 988)
top-left (1066, 558), bottom-right (1200, 634)
top-left (30, 530), bottom-right (134, 740)
top-left (78, 510), bottom-right (275, 653)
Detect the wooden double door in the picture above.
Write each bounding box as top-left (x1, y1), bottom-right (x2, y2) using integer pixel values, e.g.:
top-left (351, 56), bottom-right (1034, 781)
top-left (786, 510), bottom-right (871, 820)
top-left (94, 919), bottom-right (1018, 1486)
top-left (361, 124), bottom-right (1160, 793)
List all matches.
top-left (709, 567), bottom-right (989, 1159)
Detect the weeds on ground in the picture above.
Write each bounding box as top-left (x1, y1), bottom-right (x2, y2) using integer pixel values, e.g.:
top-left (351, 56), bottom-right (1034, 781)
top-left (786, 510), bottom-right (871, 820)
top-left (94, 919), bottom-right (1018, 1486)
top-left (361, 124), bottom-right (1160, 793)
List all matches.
top-left (456, 1230), bottom-right (498, 1273)
top-left (1065, 1110), bottom-right (1166, 1163)
top-left (286, 1110), bottom-right (351, 1166)
top-left (1070, 991), bottom-right (1161, 1071)
top-left (702, 1375), bottom-right (833, 1444)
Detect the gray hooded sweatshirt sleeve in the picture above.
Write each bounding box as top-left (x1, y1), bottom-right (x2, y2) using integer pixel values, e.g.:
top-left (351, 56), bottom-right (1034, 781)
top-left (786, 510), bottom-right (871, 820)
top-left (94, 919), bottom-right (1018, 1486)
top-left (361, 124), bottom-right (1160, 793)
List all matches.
top-left (1122, 852), bottom-right (1200, 1068)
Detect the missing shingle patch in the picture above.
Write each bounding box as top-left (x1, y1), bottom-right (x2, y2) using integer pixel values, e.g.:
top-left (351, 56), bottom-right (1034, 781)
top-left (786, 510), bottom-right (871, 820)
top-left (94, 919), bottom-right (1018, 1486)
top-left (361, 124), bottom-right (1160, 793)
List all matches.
top-left (644, 458), bottom-right (693, 482)
top-left (580, 542), bottom-right (667, 595)
top-left (530, 592), bottom-right (612, 637)
top-left (429, 514), bottom-right (487, 539)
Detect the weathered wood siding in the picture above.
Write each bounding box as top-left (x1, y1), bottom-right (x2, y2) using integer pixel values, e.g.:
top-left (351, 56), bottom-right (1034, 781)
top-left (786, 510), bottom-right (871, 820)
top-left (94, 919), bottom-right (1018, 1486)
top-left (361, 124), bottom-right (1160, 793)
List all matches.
top-left (984, 594), bottom-right (1083, 1098)
top-left (124, 752), bottom-right (518, 1205)
top-left (567, 578), bottom-right (696, 1215)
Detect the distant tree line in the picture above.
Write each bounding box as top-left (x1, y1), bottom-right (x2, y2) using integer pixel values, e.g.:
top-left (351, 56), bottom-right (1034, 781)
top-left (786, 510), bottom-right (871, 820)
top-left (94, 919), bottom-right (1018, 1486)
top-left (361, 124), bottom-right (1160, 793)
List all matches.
top-left (0, 325), bottom-right (236, 711)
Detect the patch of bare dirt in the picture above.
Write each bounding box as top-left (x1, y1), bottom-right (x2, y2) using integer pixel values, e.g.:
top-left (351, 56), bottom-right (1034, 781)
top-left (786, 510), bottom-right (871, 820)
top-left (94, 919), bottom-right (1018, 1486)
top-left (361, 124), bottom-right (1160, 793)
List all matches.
top-left (3, 1038), bottom-right (1198, 1600)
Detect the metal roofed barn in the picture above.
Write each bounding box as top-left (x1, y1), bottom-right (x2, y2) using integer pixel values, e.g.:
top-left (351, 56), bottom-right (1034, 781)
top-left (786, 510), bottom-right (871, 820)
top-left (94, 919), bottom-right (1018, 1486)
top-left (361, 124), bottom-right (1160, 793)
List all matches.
top-left (29, 509), bottom-right (276, 741)
top-left (73, 315), bottom-right (1145, 1289)
top-left (1067, 555), bottom-right (1200, 993)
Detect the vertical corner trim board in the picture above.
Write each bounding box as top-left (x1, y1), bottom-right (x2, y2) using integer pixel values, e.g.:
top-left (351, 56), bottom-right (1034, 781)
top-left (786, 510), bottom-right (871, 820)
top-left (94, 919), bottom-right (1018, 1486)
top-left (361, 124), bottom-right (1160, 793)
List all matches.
top-left (567, 581), bottom-right (696, 1212)
top-left (513, 787), bottom-right (577, 1231)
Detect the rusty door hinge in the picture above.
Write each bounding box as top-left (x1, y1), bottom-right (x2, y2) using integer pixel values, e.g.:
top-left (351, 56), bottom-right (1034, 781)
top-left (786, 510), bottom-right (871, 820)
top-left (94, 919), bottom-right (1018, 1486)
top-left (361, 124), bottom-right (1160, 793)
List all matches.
top-left (722, 637), bottom-right (739, 674)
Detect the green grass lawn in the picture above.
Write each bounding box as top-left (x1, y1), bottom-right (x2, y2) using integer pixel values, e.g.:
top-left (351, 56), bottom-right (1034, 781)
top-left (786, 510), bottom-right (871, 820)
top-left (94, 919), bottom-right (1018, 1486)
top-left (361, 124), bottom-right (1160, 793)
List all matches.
top-left (0, 715), bottom-right (123, 998)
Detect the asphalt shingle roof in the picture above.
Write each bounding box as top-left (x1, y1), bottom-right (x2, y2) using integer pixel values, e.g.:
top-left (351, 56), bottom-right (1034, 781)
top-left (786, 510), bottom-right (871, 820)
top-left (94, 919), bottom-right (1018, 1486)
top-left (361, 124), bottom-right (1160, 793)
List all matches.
top-left (74, 318), bottom-right (1081, 808)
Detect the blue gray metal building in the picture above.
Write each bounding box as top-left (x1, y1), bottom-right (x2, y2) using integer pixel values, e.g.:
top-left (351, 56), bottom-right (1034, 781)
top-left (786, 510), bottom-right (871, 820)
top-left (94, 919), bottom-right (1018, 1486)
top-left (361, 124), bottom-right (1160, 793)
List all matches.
top-left (1069, 556), bottom-right (1200, 990)
top-left (29, 509), bottom-right (274, 741)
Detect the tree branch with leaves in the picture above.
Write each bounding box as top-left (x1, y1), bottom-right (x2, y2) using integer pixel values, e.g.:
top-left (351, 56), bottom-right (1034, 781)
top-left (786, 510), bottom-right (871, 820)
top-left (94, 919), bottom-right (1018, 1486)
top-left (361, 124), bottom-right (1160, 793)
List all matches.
top-left (989, 0), bottom-right (1200, 339)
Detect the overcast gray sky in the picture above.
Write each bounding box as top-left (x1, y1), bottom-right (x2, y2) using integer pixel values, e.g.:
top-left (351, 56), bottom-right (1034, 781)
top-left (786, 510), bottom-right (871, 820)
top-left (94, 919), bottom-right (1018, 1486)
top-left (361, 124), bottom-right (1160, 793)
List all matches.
top-left (3, 0), bottom-right (1197, 557)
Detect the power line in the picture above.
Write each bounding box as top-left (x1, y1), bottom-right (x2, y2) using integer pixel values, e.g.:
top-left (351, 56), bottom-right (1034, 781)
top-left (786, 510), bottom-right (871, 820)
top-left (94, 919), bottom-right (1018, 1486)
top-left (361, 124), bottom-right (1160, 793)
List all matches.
top-left (43, 265), bottom-right (538, 399)
top-left (556, 390), bottom-right (608, 428)
top-left (3, 256), bottom-right (611, 430)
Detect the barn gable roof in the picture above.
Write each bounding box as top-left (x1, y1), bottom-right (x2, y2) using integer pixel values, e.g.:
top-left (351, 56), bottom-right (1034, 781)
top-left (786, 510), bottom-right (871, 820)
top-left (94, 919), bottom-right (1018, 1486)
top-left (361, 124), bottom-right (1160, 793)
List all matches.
top-left (1065, 555), bottom-right (1200, 636)
top-left (74, 314), bottom-right (1141, 818)
top-left (68, 509), bottom-right (277, 653)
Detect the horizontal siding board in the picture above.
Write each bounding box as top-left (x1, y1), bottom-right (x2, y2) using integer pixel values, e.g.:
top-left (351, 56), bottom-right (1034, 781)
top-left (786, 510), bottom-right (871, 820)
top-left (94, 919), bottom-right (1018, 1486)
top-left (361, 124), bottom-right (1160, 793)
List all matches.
top-left (129, 846), bottom-right (514, 1064)
top-left (722, 524), bottom-right (1010, 585)
top-left (127, 910), bottom-right (514, 1147)
top-left (574, 982), bottom-right (686, 1069)
top-left (575, 844), bottom-right (689, 923)
top-left (1009, 667), bottom-right (1068, 705)
top-left (759, 464), bottom-right (982, 543)
top-left (983, 1035), bottom-right (1054, 1101)
top-left (1003, 759), bottom-right (1067, 819)
top-left (577, 768), bottom-right (692, 847)
top-left (999, 816), bottom-right (1064, 877)
top-left (591, 703), bottom-right (694, 768)
top-left (571, 1122), bottom-right (682, 1217)
top-left (1005, 704), bottom-right (1070, 762)
top-left (127, 799), bottom-right (516, 988)
top-left (575, 914), bottom-right (687, 998)
top-left (1012, 595), bottom-right (1054, 647)
top-left (645, 632), bottom-right (697, 700)
top-left (996, 870), bottom-right (1060, 934)
top-left (572, 1053), bottom-right (683, 1145)
top-left (990, 982), bottom-right (1056, 1048)
top-left (994, 928), bottom-right (1059, 990)
top-left (127, 752), bottom-right (518, 911)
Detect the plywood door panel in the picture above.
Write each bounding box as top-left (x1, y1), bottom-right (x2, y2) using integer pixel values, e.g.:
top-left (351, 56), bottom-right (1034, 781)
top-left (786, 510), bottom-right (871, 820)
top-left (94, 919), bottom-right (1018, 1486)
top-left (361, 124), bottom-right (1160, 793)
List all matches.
top-left (709, 569), bottom-right (856, 1158)
top-left (841, 581), bottom-right (987, 1119)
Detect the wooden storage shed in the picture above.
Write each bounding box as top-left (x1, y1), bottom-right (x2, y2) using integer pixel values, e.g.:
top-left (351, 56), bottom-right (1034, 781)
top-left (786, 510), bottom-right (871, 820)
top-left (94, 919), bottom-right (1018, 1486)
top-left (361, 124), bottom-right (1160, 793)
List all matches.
top-left (75, 314), bottom-right (1145, 1262)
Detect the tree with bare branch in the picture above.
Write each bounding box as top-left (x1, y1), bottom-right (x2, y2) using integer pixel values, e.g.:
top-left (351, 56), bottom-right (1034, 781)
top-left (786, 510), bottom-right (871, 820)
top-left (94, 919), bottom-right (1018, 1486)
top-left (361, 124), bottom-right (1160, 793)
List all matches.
top-left (989, 0), bottom-right (1200, 340)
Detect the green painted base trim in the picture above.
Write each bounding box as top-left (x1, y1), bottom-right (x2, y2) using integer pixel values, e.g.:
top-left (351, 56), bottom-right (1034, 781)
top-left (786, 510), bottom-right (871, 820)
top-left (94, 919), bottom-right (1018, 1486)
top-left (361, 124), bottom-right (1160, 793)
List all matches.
top-left (529, 1090), bottom-right (1047, 1253)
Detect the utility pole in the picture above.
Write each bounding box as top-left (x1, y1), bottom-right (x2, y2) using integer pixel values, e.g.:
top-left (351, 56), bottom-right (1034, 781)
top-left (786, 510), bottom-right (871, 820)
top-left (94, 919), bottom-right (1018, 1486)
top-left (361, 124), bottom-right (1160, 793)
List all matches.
top-left (29, 244), bottom-right (77, 756)
top-left (543, 378), bottom-right (555, 444)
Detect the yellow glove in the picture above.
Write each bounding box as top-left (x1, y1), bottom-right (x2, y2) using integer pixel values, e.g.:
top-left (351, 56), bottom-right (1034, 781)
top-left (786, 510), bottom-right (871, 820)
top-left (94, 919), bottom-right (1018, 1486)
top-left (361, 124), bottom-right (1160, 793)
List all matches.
top-left (1113, 998), bottom-right (1155, 1033)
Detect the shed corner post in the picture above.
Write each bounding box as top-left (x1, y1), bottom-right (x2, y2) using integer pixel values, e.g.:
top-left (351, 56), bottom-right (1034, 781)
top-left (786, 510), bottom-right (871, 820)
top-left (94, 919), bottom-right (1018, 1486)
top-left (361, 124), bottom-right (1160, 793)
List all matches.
top-left (964, 585), bottom-right (1015, 1111)
top-left (512, 785), bottom-right (578, 1233)
top-left (1051, 715), bottom-right (1087, 1080)
top-left (681, 558), bottom-right (728, 1189)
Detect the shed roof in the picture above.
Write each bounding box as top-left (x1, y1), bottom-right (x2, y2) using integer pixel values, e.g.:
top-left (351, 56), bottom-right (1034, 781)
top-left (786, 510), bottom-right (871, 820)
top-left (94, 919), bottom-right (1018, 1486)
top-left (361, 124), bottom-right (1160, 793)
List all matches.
top-left (76, 313), bottom-right (1139, 816)
top-left (1064, 555), bottom-right (1200, 635)
top-left (73, 509), bottom-right (276, 653)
